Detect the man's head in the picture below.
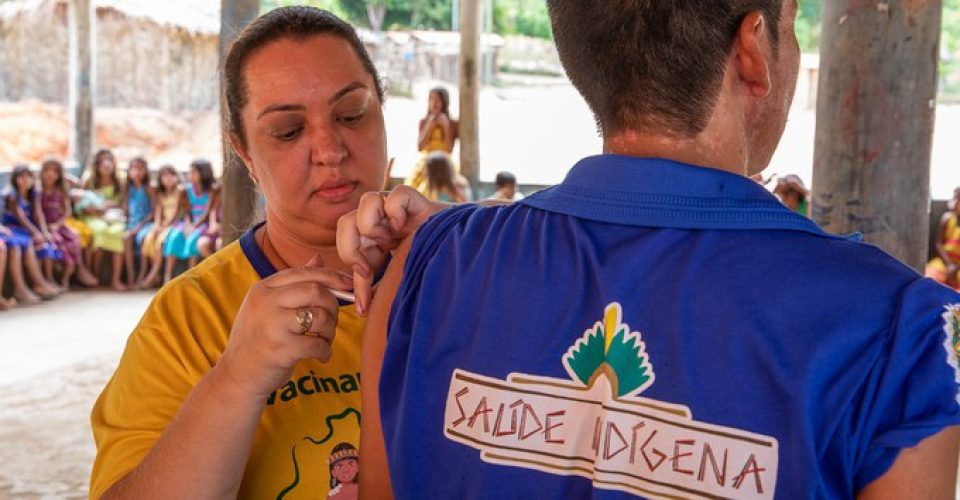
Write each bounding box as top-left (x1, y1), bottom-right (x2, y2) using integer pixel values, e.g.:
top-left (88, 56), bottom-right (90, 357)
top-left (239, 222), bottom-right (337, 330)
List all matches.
top-left (495, 171), bottom-right (517, 199)
top-left (547, 0), bottom-right (799, 171)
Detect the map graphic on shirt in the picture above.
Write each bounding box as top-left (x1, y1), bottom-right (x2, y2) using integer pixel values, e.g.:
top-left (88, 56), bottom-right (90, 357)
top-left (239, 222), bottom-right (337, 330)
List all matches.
top-left (444, 303), bottom-right (780, 499)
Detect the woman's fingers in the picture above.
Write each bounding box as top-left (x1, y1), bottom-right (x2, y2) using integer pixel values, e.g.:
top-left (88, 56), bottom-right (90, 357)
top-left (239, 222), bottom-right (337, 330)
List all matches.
top-left (264, 266), bottom-right (353, 290)
top-left (286, 306), bottom-right (337, 343)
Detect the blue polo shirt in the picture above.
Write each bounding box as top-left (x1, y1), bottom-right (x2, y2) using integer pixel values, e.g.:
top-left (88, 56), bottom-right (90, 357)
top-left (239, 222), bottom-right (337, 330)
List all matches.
top-left (382, 155), bottom-right (960, 499)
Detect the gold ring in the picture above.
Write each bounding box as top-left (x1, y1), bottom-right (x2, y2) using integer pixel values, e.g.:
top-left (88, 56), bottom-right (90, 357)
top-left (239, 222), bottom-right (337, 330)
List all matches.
top-left (296, 308), bottom-right (315, 336)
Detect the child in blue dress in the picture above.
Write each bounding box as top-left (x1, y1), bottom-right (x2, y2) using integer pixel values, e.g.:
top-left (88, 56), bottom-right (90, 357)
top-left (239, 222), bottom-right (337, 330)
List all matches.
top-left (122, 157), bottom-right (155, 288)
top-left (3, 165), bottom-right (63, 299)
top-left (162, 159), bottom-right (215, 281)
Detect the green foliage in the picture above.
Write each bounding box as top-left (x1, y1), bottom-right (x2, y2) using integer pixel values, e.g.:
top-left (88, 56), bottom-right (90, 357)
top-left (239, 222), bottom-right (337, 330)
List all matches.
top-left (795, 1), bottom-right (822, 52)
top-left (493, 0), bottom-right (552, 39)
top-left (944, 0), bottom-right (960, 56)
top-left (260, 0), bottom-right (350, 19)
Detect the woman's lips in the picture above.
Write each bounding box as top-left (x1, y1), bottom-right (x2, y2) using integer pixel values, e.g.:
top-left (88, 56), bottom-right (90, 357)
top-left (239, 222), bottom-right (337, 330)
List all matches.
top-left (314, 181), bottom-right (356, 201)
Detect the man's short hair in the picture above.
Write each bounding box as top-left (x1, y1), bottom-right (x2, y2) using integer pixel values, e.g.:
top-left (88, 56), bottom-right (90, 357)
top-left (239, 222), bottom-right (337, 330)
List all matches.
top-left (547, 0), bottom-right (784, 138)
top-left (495, 171), bottom-right (517, 188)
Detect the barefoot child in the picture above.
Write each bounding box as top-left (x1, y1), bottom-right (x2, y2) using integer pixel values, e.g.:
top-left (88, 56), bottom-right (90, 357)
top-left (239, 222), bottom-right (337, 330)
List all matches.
top-left (138, 165), bottom-right (182, 288)
top-left (39, 158), bottom-right (98, 288)
top-left (3, 165), bottom-right (62, 298)
top-left (122, 157), bottom-right (155, 288)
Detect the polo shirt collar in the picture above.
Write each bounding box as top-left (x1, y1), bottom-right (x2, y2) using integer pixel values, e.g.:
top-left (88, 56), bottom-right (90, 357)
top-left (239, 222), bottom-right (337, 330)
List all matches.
top-left (521, 154), bottom-right (856, 241)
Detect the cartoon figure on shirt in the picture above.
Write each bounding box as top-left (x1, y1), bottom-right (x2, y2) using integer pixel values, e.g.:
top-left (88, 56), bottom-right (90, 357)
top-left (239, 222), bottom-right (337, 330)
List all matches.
top-left (327, 442), bottom-right (359, 500)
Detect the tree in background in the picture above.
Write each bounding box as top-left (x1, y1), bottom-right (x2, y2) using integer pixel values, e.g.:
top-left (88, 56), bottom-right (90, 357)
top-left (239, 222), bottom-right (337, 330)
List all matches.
top-left (796, 1), bottom-right (822, 52)
top-left (493, 0), bottom-right (551, 39)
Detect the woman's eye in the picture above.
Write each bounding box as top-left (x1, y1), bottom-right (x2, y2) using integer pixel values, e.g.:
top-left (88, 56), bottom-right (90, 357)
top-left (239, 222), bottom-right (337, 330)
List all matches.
top-left (339, 112), bottom-right (365, 126)
top-left (272, 127), bottom-right (302, 141)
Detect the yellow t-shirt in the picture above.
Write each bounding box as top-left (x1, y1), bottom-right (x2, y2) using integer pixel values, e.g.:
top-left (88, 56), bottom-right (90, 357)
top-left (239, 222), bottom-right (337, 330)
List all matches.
top-left (90, 236), bottom-right (363, 499)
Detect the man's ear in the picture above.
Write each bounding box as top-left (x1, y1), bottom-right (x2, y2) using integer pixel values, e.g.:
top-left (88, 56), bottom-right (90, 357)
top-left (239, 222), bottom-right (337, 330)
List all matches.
top-left (735, 11), bottom-right (772, 98)
top-left (228, 133), bottom-right (259, 185)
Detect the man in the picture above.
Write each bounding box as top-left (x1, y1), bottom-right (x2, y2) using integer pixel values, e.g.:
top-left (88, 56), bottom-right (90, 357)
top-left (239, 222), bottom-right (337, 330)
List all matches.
top-left (339, 0), bottom-right (960, 497)
top-left (485, 171), bottom-right (525, 202)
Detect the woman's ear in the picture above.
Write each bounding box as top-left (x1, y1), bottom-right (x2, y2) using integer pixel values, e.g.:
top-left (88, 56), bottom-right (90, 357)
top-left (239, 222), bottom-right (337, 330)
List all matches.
top-left (229, 133), bottom-right (259, 185)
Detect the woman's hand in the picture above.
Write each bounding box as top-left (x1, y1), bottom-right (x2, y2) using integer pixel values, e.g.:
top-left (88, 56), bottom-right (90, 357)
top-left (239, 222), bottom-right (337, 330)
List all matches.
top-left (214, 266), bottom-right (354, 400)
top-left (337, 185), bottom-right (444, 315)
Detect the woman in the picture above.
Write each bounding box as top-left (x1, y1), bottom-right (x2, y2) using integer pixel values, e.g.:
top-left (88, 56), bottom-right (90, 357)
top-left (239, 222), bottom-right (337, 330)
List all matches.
top-left (405, 86), bottom-right (471, 199)
top-left (926, 186), bottom-right (960, 289)
top-left (90, 7), bottom-right (387, 499)
top-left (423, 151), bottom-right (467, 203)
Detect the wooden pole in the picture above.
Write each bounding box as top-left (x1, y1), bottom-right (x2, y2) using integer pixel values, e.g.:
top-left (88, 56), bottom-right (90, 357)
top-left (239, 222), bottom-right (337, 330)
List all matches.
top-left (219, 0), bottom-right (260, 244)
top-left (812, 1), bottom-right (942, 272)
top-left (68, 0), bottom-right (94, 176)
top-left (459, 0), bottom-right (481, 192)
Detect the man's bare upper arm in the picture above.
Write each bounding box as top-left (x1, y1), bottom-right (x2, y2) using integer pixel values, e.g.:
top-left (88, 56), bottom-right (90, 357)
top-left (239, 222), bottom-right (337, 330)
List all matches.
top-left (857, 425), bottom-right (960, 499)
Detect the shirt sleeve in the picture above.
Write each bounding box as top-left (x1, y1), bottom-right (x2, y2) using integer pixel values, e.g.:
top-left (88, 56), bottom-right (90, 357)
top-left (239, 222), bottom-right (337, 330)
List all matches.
top-left (89, 278), bottom-right (225, 499)
top-left (854, 278), bottom-right (960, 490)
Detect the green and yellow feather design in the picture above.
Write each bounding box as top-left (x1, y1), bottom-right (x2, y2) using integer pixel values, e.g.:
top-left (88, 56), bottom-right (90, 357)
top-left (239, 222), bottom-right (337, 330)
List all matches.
top-left (563, 303), bottom-right (655, 399)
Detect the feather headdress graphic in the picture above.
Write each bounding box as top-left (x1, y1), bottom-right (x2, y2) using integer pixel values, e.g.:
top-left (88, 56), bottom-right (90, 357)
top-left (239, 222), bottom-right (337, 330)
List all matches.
top-left (563, 303), bottom-right (655, 399)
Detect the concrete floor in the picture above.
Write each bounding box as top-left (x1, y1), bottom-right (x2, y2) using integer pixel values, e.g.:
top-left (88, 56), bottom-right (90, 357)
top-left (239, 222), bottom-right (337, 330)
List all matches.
top-left (0, 290), bottom-right (152, 498)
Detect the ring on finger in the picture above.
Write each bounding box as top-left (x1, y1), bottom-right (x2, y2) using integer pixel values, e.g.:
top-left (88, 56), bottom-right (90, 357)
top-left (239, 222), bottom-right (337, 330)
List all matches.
top-left (296, 308), bottom-right (316, 337)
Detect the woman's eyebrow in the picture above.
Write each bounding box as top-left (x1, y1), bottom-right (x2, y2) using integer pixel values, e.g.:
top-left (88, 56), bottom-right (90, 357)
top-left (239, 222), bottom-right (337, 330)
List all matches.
top-left (257, 104), bottom-right (305, 120)
top-left (328, 81), bottom-right (367, 104)
top-left (255, 82), bottom-right (367, 120)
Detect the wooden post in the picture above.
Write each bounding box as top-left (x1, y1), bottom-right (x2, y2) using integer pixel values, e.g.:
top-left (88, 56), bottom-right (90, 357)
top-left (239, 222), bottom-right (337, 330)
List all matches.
top-left (812, 1), bottom-right (942, 271)
top-left (219, 0), bottom-right (260, 244)
top-left (68, 0), bottom-right (94, 175)
top-left (459, 0), bottom-right (481, 192)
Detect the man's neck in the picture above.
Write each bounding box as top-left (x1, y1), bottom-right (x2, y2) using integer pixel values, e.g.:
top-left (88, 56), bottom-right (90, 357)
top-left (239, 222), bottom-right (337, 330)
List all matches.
top-left (603, 127), bottom-right (750, 177)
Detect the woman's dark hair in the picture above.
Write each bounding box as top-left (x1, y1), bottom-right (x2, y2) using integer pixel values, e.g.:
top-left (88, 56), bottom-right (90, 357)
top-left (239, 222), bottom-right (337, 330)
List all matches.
top-left (190, 159), bottom-right (216, 192)
top-left (124, 156), bottom-right (150, 195)
top-left (156, 164), bottom-right (181, 196)
top-left (223, 6), bottom-right (384, 148)
top-left (427, 86), bottom-right (451, 118)
top-left (89, 148), bottom-right (119, 190)
top-left (424, 152), bottom-right (457, 195)
top-left (40, 158), bottom-right (66, 194)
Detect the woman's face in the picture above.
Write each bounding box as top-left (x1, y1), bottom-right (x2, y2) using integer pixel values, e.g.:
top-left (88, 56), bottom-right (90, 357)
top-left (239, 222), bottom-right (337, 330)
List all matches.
top-left (332, 458), bottom-right (358, 483)
top-left (428, 92), bottom-right (442, 114)
top-left (41, 165), bottom-right (59, 187)
top-left (233, 35), bottom-right (387, 236)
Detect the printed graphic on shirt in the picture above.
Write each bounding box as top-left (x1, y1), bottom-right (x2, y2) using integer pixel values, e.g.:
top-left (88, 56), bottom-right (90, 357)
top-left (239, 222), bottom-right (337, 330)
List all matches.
top-left (444, 303), bottom-right (779, 499)
top-left (276, 407), bottom-right (360, 500)
top-left (943, 304), bottom-right (960, 403)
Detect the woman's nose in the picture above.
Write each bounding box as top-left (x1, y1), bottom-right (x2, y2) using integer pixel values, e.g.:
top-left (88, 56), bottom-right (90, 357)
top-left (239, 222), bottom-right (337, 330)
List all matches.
top-left (309, 124), bottom-right (347, 167)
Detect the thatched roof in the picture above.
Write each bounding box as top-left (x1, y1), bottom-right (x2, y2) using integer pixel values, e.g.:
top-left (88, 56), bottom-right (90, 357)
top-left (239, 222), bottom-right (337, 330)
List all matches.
top-left (0, 0), bottom-right (219, 35)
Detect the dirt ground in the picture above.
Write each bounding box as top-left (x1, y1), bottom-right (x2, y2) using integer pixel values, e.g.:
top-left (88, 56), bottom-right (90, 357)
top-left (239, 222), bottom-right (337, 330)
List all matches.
top-left (0, 290), bottom-right (152, 499)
